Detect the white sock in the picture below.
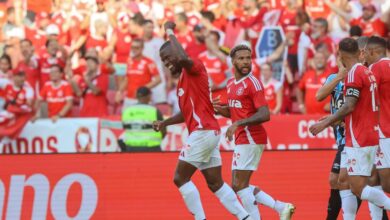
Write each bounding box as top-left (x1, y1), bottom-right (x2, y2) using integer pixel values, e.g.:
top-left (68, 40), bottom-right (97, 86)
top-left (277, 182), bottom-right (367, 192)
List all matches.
top-left (361, 185), bottom-right (390, 210)
top-left (250, 185), bottom-right (286, 213)
top-left (237, 187), bottom-right (261, 220)
top-left (368, 186), bottom-right (384, 220)
top-left (214, 183), bottom-right (249, 219)
top-left (179, 181), bottom-right (206, 220)
top-left (340, 189), bottom-right (358, 220)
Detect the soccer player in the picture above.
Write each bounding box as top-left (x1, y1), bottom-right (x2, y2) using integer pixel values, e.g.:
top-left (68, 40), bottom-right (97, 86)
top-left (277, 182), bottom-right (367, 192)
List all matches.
top-left (153, 21), bottom-right (252, 220)
top-left (364, 36), bottom-right (390, 194)
top-left (213, 44), bottom-right (295, 220)
top-left (316, 56), bottom-right (361, 219)
top-left (310, 38), bottom-right (390, 214)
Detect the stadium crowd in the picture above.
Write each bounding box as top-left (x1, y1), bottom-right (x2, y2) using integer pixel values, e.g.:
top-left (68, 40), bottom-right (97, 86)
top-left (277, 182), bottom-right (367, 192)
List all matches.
top-left (0, 0), bottom-right (388, 136)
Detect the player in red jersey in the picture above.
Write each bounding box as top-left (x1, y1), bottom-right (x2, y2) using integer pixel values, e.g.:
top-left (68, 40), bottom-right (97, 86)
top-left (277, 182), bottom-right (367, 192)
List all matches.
top-left (213, 44), bottom-right (295, 220)
top-left (153, 22), bottom-right (252, 220)
top-left (364, 36), bottom-right (390, 194)
top-left (310, 38), bottom-right (390, 212)
top-left (34, 64), bottom-right (73, 122)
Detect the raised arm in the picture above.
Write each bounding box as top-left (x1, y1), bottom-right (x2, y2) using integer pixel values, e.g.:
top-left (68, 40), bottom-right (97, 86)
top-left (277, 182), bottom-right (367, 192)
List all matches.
top-left (316, 58), bottom-right (347, 101)
top-left (164, 22), bottom-right (193, 70)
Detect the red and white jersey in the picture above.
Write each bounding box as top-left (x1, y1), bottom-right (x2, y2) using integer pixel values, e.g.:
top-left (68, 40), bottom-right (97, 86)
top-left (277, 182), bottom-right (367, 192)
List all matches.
top-left (176, 31), bottom-right (194, 49)
top-left (38, 56), bottom-right (66, 87)
top-left (227, 74), bottom-right (268, 145)
top-left (177, 58), bottom-right (220, 134)
top-left (186, 12), bottom-right (201, 30)
top-left (39, 80), bottom-right (73, 117)
top-left (345, 63), bottom-right (379, 147)
top-left (262, 78), bottom-right (282, 110)
top-left (369, 58), bottom-right (390, 138)
top-left (3, 82), bottom-right (34, 108)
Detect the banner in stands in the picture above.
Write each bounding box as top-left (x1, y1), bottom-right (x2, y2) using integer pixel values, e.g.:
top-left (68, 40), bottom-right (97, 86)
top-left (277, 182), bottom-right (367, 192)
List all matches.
top-left (99, 115), bottom-right (337, 152)
top-left (0, 115), bottom-right (336, 154)
top-left (255, 26), bottom-right (287, 82)
top-left (0, 119), bottom-right (99, 154)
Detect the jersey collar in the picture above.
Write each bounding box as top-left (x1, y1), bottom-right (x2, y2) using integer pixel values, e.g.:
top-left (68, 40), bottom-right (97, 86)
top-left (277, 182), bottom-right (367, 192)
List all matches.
top-left (234, 73), bottom-right (253, 85)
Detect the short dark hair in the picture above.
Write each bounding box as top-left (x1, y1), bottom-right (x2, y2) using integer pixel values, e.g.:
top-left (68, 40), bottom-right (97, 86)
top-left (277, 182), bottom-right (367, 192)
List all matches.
top-left (339, 38), bottom-right (359, 54)
top-left (200, 10), bottom-right (215, 23)
top-left (45, 38), bottom-right (57, 48)
top-left (176, 12), bottom-right (188, 23)
top-left (131, 13), bottom-right (145, 26)
top-left (349, 25), bottom-right (362, 37)
top-left (85, 56), bottom-right (99, 64)
top-left (142, 19), bottom-right (153, 25)
top-left (0, 54), bottom-right (12, 70)
top-left (230, 44), bottom-right (252, 58)
top-left (367, 36), bottom-right (387, 49)
top-left (50, 64), bottom-right (63, 73)
top-left (20, 39), bottom-right (33, 46)
top-left (209, 30), bottom-right (220, 41)
top-left (314, 18), bottom-right (328, 32)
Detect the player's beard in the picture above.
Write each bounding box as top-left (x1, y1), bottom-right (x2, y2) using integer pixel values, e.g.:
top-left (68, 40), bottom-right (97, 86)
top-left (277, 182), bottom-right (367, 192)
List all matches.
top-left (234, 63), bottom-right (252, 76)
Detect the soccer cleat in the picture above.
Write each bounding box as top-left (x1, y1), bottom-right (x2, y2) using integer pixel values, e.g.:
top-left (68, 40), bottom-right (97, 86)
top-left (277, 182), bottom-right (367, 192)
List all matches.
top-left (279, 203), bottom-right (295, 220)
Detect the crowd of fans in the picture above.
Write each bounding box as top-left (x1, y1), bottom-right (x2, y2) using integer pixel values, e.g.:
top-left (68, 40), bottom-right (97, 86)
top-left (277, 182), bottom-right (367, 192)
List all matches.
top-left (0, 0), bottom-right (389, 129)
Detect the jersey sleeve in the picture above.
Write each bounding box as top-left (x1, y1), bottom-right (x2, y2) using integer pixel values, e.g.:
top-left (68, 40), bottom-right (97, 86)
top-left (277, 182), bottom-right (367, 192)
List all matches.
top-left (324, 74), bottom-right (337, 85)
top-left (186, 58), bottom-right (205, 75)
top-left (250, 81), bottom-right (268, 109)
top-left (345, 66), bottom-right (364, 99)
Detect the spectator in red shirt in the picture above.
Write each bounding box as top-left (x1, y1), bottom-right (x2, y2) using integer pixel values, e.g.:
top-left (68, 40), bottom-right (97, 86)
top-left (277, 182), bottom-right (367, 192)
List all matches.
top-left (315, 42), bottom-right (338, 74)
top-left (180, 0), bottom-right (201, 30)
top-left (174, 12), bottom-right (194, 49)
top-left (16, 39), bottom-right (40, 91)
top-left (110, 13), bottom-right (133, 64)
top-left (116, 39), bottom-right (161, 108)
top-left (199, 30), bottom-right (230, 104)
top-left (69, 55), bottom-right (109, 117)
top-left (310, 18), bottom-right (336, 57)
top-left (297, 52), bottom-right (331, 114)
top-left (34, 64), bottom-right (73, 122)
top-left (0, 70), bottom-right (34, 140)
top-left (261, 63), bottom-right (283, 114)
top-left (0, 55), bottom-right (12, 79)
top-left (185, 24), bottom-right (207, 58)
top-left (38, 39), bottom-right (67, 87)
top-left (350, 3), bottom-right (387, 37)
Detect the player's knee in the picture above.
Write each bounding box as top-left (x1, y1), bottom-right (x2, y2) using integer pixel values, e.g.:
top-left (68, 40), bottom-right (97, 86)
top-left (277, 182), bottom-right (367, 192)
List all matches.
top-left (232, 182), bottom-right (248, 193)
top-left (206, 181), bottom-right (223, 192)
top-left (350, 184), bottom-right (364, 198)
top-left (173, 174), bottom-right (189, 188)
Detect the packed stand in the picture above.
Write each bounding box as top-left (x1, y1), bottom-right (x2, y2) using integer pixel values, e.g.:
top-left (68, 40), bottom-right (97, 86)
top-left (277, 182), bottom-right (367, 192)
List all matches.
top-left (0, 0), bottom-right (389, 133)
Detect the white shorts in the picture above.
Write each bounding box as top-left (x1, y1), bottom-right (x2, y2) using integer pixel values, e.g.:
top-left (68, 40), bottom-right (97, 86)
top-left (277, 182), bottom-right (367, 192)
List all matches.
top-left (340, 149), bottom-right (348, 169)
top-left (232, 144), bottom-right (264, 171)
top-left (345, 146), bottom-right (377, 176)
top-left (179, 130), bottom-right (222, 170)
top-left (375, 138), bottom-right (390, 169)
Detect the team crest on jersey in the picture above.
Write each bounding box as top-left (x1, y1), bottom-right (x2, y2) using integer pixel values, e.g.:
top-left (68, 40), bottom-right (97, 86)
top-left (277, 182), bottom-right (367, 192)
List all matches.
top-left (236, 87), bottom-right (244, 96)
top-left (213, 62), bottom-right (221, 68)
top-left (57, 90), bottom-right (63, 97)
top-left (178, 88), bottom-right (185, 97)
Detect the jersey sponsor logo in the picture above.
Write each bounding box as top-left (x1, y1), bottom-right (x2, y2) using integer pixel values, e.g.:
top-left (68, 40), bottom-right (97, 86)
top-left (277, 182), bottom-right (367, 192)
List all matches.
top-left (178, 88), bottom-right (184, 97)
top-left (228, 99), bottom-right (243, 108)
top-left (236, 87), bottom-right (244, 96)
top-left (346, 88), bottom-right (360, 98)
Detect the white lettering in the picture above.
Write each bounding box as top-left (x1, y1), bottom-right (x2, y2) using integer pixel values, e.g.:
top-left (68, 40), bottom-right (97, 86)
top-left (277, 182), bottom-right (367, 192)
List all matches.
top-left (298, 120), bottom-right (307, 138)
top-left (298, 120), bottom-right (334, 139)
top-left (6, 174), bottom-right (49, 220)
top-left (100, 128), bottom-right (120, 152)
top-left (51, 173), bottom-right (98, 220)
top-left (228, 100), bottom-right (243, 108)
